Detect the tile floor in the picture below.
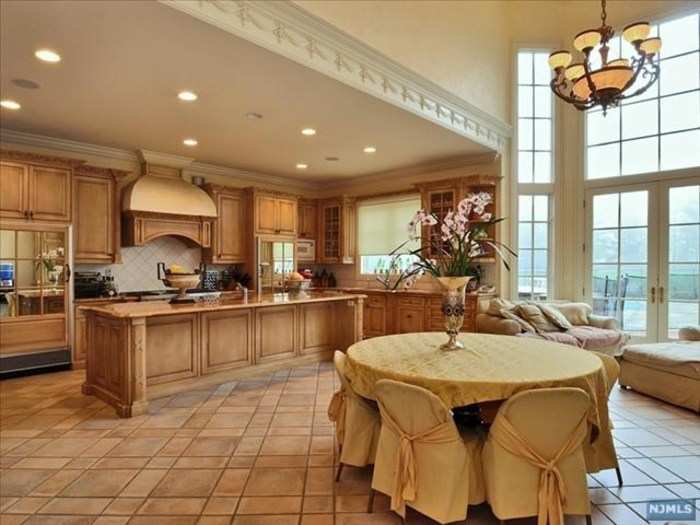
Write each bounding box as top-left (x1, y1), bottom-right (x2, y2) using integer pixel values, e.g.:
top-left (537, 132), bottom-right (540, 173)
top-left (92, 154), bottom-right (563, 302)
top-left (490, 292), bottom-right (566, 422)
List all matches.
top-left (1, 362), bottom-right (698, 524)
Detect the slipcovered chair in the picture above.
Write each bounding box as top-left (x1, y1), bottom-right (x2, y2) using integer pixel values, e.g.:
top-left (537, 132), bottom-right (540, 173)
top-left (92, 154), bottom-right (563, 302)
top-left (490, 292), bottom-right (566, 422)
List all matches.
top-left (584, 352), bottom-right (623, 486)
top-left (369, 379), bottom-right (484, 524)
top-left (328, 351), bottom-right (381, 481)
top-left (482, 387), bottom-right (592, 525)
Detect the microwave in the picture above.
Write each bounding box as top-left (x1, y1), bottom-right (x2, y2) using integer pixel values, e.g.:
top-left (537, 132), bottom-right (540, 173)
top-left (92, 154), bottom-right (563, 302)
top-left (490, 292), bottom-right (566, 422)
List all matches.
top-left (296, 239), bottom-right (316, 262)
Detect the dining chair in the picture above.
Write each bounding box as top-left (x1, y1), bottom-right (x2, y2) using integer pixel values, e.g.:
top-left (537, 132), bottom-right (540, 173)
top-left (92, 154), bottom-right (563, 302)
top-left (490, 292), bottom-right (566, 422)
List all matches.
top-left (328, 350), bottom-right (381, 481)
top-left (482, 387), bottom-right (593, 525)
top-left (587, 352), bottom-right (623, 486)
top-left (369, 379), bottom-right (483, 525)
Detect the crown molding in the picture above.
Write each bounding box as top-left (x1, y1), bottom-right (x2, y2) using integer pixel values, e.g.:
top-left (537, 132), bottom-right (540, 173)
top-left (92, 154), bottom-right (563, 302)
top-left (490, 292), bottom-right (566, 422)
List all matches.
top-left (138, 149), bottom-right (194, 169)
top-left (322, 151), bottom-right (500, 191)
top-left (0, 128), bottom-right (319, 191)
top-left (159, 0), bottom-right (511, 152)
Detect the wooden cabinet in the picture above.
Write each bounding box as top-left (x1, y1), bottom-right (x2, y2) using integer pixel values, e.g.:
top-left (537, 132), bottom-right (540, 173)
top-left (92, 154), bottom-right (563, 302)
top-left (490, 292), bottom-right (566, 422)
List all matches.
top-left (73, 166), bottom-right (124, 264)
top-left (203, 185), bottom-right (246, 264)
top-left (200, 310), bottom-right (252, 374)
top-left (73, 298), bottom-right (125, 368)
top-left (255, 305), bottom-right (297, 363)
top-left (253, 191), bottom-right (297, 236)
top-left (395, 297), bottom-right (426, 334)
top-left (0, 159), bottom-right (72, 222)
top-left (298, 199), bottom-right (317, 239)
top-left (363, 293), bottom-right (387, 338)
top-left (299, 302), bottom-right (334, 354)
top-left (318, 197), bottom-right (356, 264)
top-left (146, 314), bottom-right (200, 385)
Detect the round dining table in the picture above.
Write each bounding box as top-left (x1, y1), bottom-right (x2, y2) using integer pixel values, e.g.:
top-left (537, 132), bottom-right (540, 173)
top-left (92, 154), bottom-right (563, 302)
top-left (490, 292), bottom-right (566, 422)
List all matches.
top-left (345, 331), bottom-right (609, 437)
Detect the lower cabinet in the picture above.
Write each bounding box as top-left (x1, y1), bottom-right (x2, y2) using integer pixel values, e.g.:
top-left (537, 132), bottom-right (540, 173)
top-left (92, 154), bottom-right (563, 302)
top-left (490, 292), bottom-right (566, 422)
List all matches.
top-left (201, 310), bottom-right (253, 374)
top-left (146, 314), bottom-right (199, 385)
top-left (300, 302), bottom-right (334, 354)
top-left (363, 294), bottom-right (387, 338)
top-left (255, 305), bottom-right (297, 363)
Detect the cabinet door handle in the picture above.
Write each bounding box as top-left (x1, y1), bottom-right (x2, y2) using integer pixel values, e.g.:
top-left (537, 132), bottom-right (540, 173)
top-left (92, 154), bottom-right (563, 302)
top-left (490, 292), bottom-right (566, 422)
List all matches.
top-left (64, 263), bottom-right (71, 283)
top-left (659, 286), bottom-right (664, 304)
top-left (650, 287), bottom-right (656, 304)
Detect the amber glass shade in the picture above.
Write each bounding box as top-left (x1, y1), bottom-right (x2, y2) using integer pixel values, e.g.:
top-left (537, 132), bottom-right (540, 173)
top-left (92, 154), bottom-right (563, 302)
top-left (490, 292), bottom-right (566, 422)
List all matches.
top-left (640, 37), bottom-right (662, 55)
top-left (608, 58), bottom-right (630, 67)
top-left (572, 66), bottom-right (634, 99)
top-left (548, 50), bottom-right (573, 70)
top-left (565, 63), bottom-right (585, 81)
top-left (573, 29), bottom-right (602, 52)
top-left (622, 22), bottom-right (651, 43)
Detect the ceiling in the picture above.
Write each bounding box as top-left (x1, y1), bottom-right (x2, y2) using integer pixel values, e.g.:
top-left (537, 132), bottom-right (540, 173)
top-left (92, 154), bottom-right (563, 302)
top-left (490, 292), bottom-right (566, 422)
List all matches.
top-left (0, 0), bottom-right (489, 181)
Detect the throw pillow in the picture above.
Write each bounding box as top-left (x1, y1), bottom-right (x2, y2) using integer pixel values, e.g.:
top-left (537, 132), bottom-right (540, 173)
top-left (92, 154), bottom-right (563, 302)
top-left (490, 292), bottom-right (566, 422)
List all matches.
top-left (538, 303), bottom-right (573, 330)
top-left (499, 308), bottom-right (536, 333)
top-left (555, 303), bottom-right (592, 326)
top-left (515, 304), bottom-right (561, 333)
top-left (487, 297), bottom-right (515, 317)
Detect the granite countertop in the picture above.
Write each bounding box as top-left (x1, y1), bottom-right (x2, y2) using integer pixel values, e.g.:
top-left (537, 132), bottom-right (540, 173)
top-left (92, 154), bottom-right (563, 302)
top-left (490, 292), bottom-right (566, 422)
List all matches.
top-left (79, 290), bottom-right (365, 318)
top-left (323, 286), bottom-right (493, 297)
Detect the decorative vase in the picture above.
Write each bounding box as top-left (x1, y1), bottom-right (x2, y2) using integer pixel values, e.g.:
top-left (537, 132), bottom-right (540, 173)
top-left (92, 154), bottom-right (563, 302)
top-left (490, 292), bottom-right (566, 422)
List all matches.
top-left (435, 276), bottom-right (472, 351)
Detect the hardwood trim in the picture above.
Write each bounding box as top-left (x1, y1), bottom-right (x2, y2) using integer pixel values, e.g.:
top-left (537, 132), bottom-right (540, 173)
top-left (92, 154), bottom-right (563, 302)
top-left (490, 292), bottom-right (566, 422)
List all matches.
top-left (0, 149), bottom-right (85, 169)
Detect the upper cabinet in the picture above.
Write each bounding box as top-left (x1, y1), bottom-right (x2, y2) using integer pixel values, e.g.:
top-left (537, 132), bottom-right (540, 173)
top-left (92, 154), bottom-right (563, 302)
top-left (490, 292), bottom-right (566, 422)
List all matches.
top-left (1, 153), bottom-right (77, 223)
top-left (252, 190), bottom-right (297, 236)
top-left (203, 185), bottom-right (246, 264)
top-left (73, 166), bottom-right (126, 264)
top-left (318, 197), bottom-right (356, 264)
top-left (298, 199), bottom-right (317, 239)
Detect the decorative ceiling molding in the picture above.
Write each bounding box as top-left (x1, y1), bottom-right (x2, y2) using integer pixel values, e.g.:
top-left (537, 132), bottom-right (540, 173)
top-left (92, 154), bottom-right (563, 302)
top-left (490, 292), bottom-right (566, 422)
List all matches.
top-left (138, 149), bottom-right (194, 169)
top-left (159, 0), bottom-right (511, 152)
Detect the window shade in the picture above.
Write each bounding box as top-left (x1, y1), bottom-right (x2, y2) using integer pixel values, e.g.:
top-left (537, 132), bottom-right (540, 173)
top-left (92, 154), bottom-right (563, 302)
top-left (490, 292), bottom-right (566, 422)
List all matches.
top-left (357, 195), bottom-right (421, 256)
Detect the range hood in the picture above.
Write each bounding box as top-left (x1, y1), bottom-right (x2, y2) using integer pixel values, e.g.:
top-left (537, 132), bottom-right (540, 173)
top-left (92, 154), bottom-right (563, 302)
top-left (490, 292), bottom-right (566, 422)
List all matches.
top-left (122, 150), bottom-right (217, 247)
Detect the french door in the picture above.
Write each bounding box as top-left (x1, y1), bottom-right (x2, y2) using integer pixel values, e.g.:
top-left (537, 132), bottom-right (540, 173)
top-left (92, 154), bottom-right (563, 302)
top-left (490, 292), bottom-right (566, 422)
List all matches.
top-left (586, 178), bottom-right (700, 342)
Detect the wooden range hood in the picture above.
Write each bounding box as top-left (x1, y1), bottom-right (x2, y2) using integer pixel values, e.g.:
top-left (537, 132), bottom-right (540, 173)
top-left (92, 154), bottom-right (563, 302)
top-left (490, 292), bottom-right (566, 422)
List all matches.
top-left (121, 151), bottom-right (217, 247)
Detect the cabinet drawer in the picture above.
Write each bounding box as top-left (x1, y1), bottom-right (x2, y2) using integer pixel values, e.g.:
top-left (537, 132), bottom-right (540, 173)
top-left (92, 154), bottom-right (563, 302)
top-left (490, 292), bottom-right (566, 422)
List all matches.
top-left (397, 297), bottom-right (425, 307)
top-left (396, 307), bottom-right (425, 333)
top-left (366, 294), bottom-right (386, 307)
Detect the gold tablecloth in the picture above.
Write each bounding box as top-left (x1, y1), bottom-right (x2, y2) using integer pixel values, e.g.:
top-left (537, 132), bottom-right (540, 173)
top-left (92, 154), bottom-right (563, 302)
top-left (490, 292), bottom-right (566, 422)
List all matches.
top-left (345, 332), bottom-right (609, 441)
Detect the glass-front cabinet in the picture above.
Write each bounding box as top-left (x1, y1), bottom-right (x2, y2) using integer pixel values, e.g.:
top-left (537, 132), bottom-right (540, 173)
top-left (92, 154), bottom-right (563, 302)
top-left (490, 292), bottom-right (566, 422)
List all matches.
top-left (0, 224), bottom-right (70, 357)
top-left (257, 238), bottom-right (295, 293)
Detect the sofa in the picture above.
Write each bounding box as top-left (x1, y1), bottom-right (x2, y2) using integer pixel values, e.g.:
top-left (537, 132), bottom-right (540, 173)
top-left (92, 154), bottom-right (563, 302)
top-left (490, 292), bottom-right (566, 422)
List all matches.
top-left (476, 298), bottom-right (629, 356)
top-left (620, 326), bottom-right (700, 412)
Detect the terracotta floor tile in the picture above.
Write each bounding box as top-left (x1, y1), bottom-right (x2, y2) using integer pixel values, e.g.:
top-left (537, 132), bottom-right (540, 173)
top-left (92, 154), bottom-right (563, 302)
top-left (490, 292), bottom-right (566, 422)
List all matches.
top-left (128, 516), bottom-right (198, 525)
top-left (206, 413), bottom-right (253, 428)
top-left (303, 496), bottom-right (334, 514)
top-left (184, 437), bottom-right (238, 457)
top-left (157, 437), bottom-right (194, 456)
top-left (11, 457), bottom-right (72, 469)
top-left (4, 497), bottom-right (50, 514)
top-left (260, 436), bottom-right (310, 455)
top-left (300, 515), bottom-right (334, 525)
top-left (174, 456), bottom-right (229, 469)
top-left (270, 412), bottom-right (313, 427)
top-left (119, 469), bottom-right (168, 497)
top-left (1, 470), bottom-right (56, 497)
top-left (32, 439), bottom-right (95, 457)
top-left (91, 457), bottom-right (148, 469)
top-left (202, 496), bottom-right (239, 515)
top-left (243, 468), bottom-right (305, 496)
top-left (107, 438), bottom-right (168, 457)
top-left (151, 469), bottom-right (222, 497)
top-left (213, 469), bottom-right (250, 497)
top-left (38, 497), bottom-right (111, 514)
top-left (232, 437), bottom-right (263, 456)
top-left (103, 497), bottom-right (145, 515)
top-left (237, 496), bottom-right (302, 514)
top-left (197, 517), bottom-right (233, 525)
top-left (60, 469), bottom-right (138, 497)
top-left (137, 498), bottom-right (207, 515)
top-left (24, 515), bottom-right (96, 524)
top-left (29, 470), bottom-right (83, 497)
top-left (232, 516), bottom-right (300, 525)
top-left (305, 468), bottom-right (334, 496)
top-left (254, 455), bottom-right (308, 468)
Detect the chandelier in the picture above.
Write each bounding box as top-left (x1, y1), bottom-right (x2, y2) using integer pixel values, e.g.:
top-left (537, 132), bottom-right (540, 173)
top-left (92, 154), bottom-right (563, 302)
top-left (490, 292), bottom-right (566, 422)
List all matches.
top-left (548, 0), bottom-right (662, 114)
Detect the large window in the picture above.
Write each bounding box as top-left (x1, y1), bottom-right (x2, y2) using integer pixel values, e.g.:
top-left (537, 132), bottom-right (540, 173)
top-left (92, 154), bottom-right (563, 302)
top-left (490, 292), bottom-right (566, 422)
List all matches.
top-left (517, 51), bottom-right (554, 183)
top-left (586, 13), bottom-right (700, 179)
top-left (357, 195), bottom-right (421, 275)
top-left (516, 50), bottom-right (554, 300)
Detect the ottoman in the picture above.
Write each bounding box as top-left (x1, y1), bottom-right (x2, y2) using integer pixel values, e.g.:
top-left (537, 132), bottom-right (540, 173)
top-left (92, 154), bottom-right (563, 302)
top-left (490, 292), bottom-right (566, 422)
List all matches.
top-left (620, 341), bottom-right (700, 412)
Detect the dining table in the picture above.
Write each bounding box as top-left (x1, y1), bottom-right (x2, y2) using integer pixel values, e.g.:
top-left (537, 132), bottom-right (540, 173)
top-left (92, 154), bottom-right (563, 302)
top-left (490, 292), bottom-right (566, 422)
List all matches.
top-left (344, 332), bottom-right (611, 454)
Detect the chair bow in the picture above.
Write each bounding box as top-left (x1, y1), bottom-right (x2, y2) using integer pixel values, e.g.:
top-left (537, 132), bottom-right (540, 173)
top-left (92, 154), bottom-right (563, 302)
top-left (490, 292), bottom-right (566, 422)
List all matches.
top-left (490, 413), bottom-right (588, 525)
top-left (327, 389), bottom-right (347, 444)
top-left (378, 401), bottom-right (459, 515)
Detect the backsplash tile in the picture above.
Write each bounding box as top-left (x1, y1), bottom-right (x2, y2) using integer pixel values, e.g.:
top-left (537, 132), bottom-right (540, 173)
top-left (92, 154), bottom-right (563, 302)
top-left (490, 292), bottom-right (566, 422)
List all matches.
top-left (76, 236), bottom-right (202, 292)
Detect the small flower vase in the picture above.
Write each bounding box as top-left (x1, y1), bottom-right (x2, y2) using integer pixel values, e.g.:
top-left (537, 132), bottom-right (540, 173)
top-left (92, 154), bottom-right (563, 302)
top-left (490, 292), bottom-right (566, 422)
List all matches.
top-left (435, 276), bottom-right (472, 351)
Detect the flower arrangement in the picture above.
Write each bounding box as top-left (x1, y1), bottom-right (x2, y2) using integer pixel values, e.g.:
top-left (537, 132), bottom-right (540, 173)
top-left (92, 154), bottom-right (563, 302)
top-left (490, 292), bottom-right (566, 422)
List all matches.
top-left (403, 191), bottom-right (515, 277)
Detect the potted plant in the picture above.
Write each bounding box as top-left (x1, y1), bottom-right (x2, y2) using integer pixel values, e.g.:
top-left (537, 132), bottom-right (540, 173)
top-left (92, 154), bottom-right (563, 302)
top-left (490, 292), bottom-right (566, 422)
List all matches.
top-left (399, 192), bottom-right (515, 350)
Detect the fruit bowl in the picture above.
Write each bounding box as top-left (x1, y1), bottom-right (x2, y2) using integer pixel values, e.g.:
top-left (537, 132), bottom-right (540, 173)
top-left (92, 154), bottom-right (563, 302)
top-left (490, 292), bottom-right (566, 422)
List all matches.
top-left (157, 262), bottom-right (201, 303)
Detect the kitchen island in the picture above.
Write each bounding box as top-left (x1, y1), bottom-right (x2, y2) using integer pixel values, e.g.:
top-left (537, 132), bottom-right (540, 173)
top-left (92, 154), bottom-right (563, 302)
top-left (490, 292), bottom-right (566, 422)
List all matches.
top-left (81, 291), bottom-right (364, 417)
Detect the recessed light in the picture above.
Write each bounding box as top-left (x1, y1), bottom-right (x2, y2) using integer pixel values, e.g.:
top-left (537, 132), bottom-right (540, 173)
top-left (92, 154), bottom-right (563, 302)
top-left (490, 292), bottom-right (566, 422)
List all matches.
top-left (363, 146), bottom-right (377, 154)
top-left (12, 78), bottom-right (40, 89)
top-left (301, 128), bottom-right (316, 136)
top-left (0, 100), bottom-right (21, 110)
top-left (183, 138), bottom-right (198, 146)
top-left (245, 112), bottom-right (263, 119)
top-left (296, 163), bottom-right (308, 169)
top-left (35, 49), bottom-right (61, 63)
top-left (178, 91), bottom-right (198, 102)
